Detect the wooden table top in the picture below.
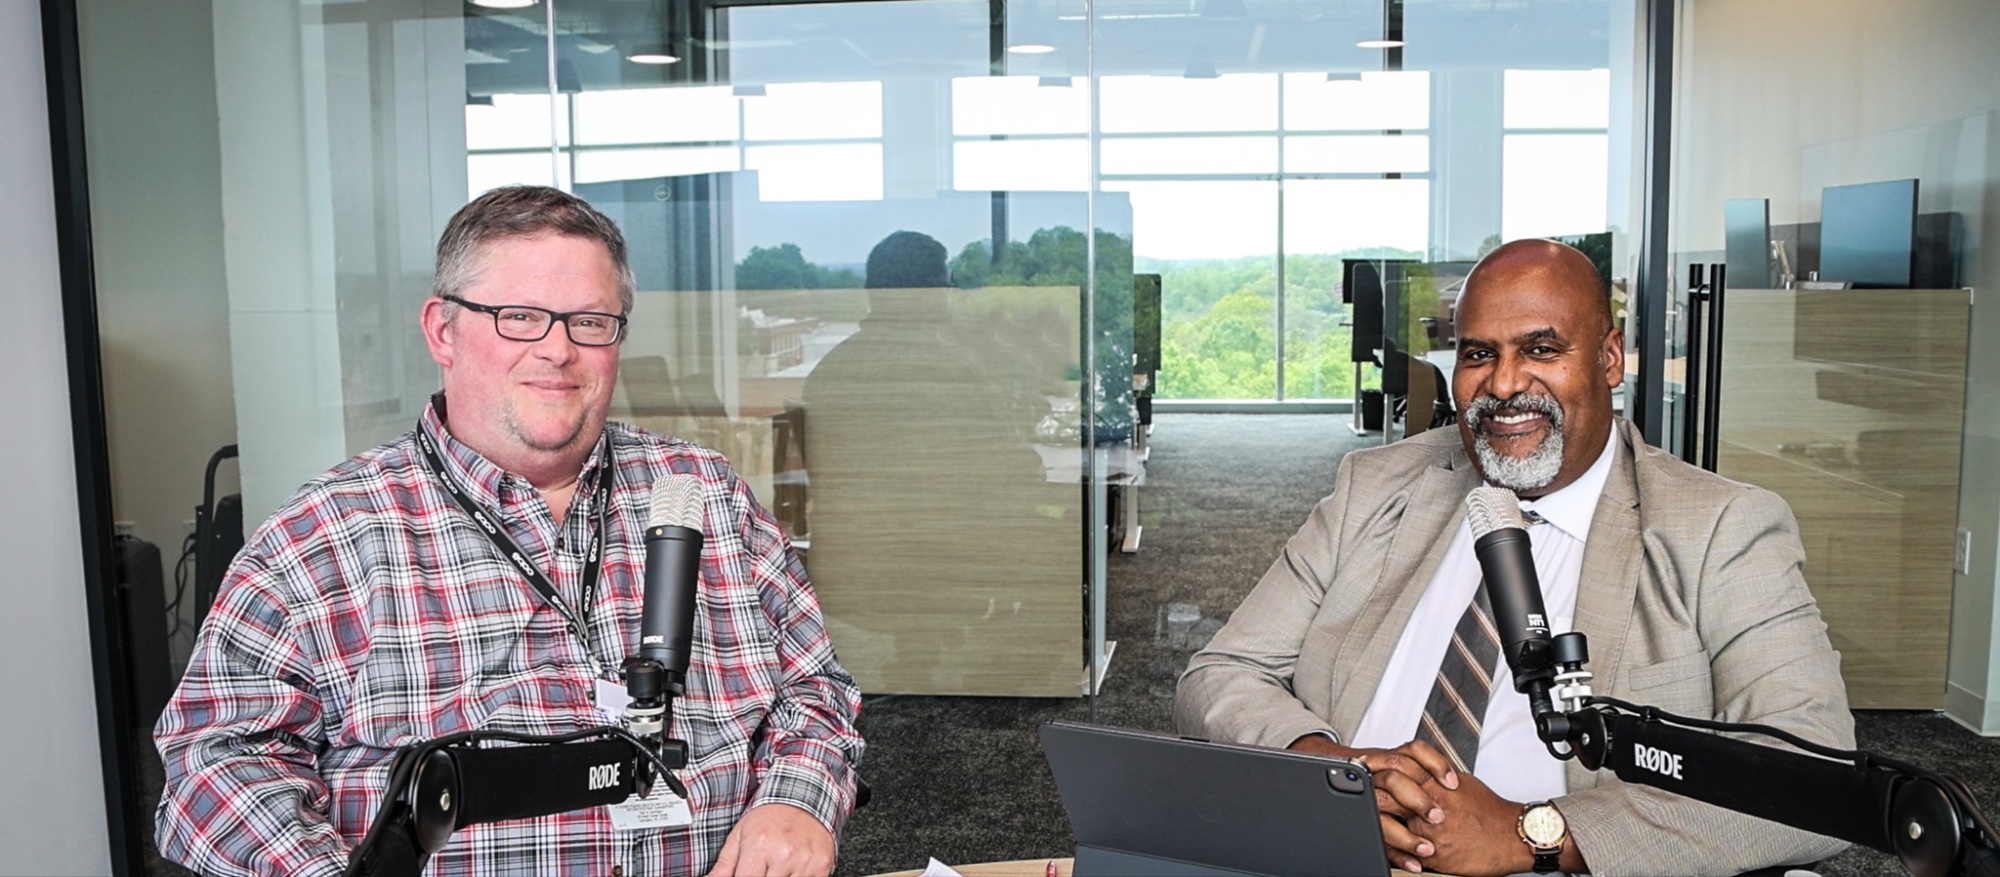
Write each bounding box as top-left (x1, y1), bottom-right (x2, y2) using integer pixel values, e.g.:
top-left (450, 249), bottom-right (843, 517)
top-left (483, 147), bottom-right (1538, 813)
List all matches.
top-left (868, 857), bottom-right (1428, 877)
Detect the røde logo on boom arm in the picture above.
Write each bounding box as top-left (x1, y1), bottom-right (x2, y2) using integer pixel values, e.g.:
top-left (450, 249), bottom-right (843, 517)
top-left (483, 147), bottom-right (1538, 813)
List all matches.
top-left (1633, 743), bottom-right (1684, 781)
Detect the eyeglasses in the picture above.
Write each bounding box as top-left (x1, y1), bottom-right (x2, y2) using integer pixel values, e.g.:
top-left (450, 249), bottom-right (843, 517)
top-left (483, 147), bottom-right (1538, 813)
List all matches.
top-left (444, 295), bottom-right (628, 347)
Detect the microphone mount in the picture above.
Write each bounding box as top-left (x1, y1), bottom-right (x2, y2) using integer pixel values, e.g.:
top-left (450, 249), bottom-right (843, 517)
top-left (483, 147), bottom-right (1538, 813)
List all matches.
top-left (1532, 628), bottom-right (2000, 877)
top-left (343, 657), bottom-right (694, 877)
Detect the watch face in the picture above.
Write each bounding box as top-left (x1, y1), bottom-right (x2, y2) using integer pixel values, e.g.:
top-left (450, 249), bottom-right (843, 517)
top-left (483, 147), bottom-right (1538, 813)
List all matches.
top-left (1522, 805), bottom-right (1566, 846)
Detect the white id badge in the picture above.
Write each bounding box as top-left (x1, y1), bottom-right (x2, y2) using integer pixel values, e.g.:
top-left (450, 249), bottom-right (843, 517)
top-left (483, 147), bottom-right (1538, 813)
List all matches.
top-left (608, 786), bottom-right (694, 830)
top-left (593, 678), bottom-right (632, 726)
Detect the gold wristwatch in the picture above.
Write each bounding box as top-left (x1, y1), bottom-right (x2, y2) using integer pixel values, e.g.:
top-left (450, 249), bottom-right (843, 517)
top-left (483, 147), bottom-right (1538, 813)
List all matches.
top-left (1518, 801), bottom-right (1568, 874)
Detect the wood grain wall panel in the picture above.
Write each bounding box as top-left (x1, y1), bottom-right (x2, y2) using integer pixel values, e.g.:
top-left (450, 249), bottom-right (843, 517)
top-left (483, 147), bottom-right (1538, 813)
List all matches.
top-left (1715, 288), bottom-right (1969, 709)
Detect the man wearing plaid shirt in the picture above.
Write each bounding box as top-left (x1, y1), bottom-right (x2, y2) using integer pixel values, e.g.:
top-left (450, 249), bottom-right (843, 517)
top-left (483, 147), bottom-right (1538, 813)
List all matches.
top-left (154, 186), bottom-right (864, 877)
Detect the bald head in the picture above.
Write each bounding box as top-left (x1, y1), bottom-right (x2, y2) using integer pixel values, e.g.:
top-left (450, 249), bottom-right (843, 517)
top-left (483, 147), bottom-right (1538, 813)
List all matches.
top-left (1461, 239), bottom-right (1610, 336)
top-left (1450, 239), bottom-right (1624, 497)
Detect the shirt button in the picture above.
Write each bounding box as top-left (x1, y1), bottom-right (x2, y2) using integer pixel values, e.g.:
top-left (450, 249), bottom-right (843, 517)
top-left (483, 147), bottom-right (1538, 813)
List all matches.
top-left (557, 536), bottom-right (568, 550)
top-left (611, 866), bottom-right (624, 876)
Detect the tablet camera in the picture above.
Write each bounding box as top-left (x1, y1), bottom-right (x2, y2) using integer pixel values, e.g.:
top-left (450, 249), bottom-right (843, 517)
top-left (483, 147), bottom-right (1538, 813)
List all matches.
top-left (1327, 765), bottom-right (1368, 795)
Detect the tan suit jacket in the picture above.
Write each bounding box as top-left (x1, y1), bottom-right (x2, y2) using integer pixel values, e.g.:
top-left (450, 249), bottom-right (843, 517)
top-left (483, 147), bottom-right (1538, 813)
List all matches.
top-left (1176, 418), bottom-right (1853, 877)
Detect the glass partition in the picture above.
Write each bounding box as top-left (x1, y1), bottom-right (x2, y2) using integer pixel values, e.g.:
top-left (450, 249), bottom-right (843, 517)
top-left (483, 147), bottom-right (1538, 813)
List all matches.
top-left (74, 0), bottom-right (1649, 868)
top-left (1664, 1), bottom-right (2000, 713)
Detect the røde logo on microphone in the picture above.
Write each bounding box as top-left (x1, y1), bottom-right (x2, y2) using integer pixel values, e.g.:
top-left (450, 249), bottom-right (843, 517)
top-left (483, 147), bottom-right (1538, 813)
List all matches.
top-left (1633, 743), bottom-right (1684, 781)
top-left (588, 763), bottom-right (622, 790)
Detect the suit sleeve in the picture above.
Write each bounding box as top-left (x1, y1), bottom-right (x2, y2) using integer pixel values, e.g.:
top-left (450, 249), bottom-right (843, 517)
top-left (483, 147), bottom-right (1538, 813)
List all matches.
top-left (1558, 487), bottom-right (1855, 877)
top-left (1174, 457), bottom-right (1356, 750)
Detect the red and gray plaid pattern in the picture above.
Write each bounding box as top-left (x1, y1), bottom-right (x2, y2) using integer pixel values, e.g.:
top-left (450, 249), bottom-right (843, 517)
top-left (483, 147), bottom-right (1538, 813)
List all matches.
top-left (154, 401), bottom-right (864, 877)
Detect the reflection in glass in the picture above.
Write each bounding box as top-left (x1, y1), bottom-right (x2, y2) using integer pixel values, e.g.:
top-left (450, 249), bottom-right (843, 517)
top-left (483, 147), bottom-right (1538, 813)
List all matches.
top-left (1502, 69), bottom-right (1612, 129)
top-left (1281, 71), bottom-right (1430, 132)
top-left (1100, 137), bottom-right (1278, 176)
top-left (1282, 135), bottom-right (1429, 174)
top-left (1099, 74), bottom-right (1279, 133)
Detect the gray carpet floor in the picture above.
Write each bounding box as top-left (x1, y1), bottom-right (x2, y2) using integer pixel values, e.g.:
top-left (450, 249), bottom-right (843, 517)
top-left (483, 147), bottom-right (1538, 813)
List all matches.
top-left (139, 414), bottom-right (2000, 876)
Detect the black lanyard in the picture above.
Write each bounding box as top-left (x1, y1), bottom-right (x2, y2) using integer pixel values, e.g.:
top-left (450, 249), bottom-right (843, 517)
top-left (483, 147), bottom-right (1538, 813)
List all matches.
top-left (415, 427), bottom-right (613, 661)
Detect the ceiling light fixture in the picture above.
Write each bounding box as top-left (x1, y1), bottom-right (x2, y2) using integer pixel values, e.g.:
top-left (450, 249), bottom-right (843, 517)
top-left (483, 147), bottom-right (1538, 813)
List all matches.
top-left (1007, 42), bottom-right (1056, 54)
top-left (628, 53), bottom-right (680, 65)
top-left (1356, 39), bottom-right (1404, 49)
top-left (470, 0), bottom-right (537, 9)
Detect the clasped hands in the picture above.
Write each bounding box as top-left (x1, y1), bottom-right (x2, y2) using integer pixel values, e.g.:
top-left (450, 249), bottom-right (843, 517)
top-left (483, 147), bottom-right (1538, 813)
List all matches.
top-left (1288, 736), bottom-right (1540, 876)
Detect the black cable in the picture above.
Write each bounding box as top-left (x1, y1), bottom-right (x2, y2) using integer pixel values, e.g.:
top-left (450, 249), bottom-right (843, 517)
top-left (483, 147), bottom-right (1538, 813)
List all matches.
top-left (165, 531), bottom-right (196, 640)
top-left (1588, 696), bottom-right (1870, 766)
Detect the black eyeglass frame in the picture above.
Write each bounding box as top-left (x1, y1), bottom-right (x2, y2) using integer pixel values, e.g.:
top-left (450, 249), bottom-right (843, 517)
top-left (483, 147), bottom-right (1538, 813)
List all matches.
top-left (442, 295), bottom-right (629, 347)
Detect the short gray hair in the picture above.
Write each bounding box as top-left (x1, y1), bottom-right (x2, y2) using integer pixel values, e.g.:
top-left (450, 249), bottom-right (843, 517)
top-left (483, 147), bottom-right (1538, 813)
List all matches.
top-left (433, 185), bottom-right (637, 314)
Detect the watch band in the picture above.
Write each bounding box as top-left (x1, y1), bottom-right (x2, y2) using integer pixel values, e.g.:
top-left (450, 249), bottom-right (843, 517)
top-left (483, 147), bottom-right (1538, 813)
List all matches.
top-left (1531, 846), bottom-right (1563, 874)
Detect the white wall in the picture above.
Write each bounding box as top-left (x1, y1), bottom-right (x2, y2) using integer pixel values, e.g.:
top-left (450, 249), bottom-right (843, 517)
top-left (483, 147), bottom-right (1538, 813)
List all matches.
top-left (0, 1), bottom-right (115, 873)
top-left (1676, 0), bottom-right (2000, 730)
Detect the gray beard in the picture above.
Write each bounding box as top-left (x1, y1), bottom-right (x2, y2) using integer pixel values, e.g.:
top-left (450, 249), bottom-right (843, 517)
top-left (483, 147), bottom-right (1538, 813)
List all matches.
top-left (1473, 428), bottom-right (1565, 492)
top-left (1466, 394), bottom-right (1566, 492)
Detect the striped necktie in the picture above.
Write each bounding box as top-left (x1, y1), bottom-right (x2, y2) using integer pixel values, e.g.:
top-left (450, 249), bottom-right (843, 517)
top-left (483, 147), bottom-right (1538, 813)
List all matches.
top-left (1414, 581), bottom-right (1503, 775)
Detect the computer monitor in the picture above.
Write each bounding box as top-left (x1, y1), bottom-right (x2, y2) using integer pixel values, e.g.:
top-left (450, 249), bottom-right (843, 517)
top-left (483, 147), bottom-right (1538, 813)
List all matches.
top-left (1819, 179), bottom-right (1918, 288)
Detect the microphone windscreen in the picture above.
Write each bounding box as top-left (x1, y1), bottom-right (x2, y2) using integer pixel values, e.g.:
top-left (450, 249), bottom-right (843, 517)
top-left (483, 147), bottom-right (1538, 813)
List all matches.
top-left (1466, 485), bottom-right (1527, 538)
top-left (647, 474), bottom-right (705, 530)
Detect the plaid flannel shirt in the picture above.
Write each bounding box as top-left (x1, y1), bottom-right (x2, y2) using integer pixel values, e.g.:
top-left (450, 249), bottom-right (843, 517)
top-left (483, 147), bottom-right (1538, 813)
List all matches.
top-left (155, 399), bottom-right (864, 877)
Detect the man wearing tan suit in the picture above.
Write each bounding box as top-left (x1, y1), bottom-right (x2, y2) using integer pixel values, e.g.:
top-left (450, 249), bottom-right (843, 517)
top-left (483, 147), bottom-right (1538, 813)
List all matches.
top-left (1177, 240), bottom-right (1852, 877)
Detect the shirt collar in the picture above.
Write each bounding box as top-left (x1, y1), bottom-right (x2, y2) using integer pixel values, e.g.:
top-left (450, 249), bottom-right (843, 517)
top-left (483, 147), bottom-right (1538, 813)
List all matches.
top-left (1516, 427), bottom-right (1619, 543)
top-left (421, 392), bottom-right (610, 508)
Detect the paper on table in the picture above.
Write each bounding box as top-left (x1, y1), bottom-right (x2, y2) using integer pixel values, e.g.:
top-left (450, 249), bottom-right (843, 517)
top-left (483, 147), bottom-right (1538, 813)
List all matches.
top-left (918, 858), bottom-right (965, 877)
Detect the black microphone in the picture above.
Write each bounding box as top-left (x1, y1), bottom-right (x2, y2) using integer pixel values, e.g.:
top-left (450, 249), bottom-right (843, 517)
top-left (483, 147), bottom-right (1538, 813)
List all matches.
top-left (622, 474), bottom-right (703, 799)
top-left (1465, 486), bottom-right (1555, 693)
top-left (641, 474), bottom-right (704, 690)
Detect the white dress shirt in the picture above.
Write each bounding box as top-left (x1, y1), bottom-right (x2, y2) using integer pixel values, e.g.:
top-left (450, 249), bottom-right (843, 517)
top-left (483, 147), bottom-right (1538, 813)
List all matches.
top-left (1349, 429), bottom-right (1618, 804)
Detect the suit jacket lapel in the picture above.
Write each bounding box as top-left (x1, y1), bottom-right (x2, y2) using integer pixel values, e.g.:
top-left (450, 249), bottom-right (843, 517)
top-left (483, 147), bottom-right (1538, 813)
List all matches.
top-left (1329, 453), bottom-right (1482, 737)
top-left (1564, 420), bottom-right (1644, 790)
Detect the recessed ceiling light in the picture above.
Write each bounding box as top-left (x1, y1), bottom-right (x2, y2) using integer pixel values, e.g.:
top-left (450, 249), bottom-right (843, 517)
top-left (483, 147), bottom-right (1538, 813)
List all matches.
top-left (1008, 42), bottom-right (1057, 54)
top-left (1356, 39), bottom-right (1404, 49)
top-left (628, 53), bottom-right (680, 65)
top-left (470, 0), bottom-right (537, 9)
